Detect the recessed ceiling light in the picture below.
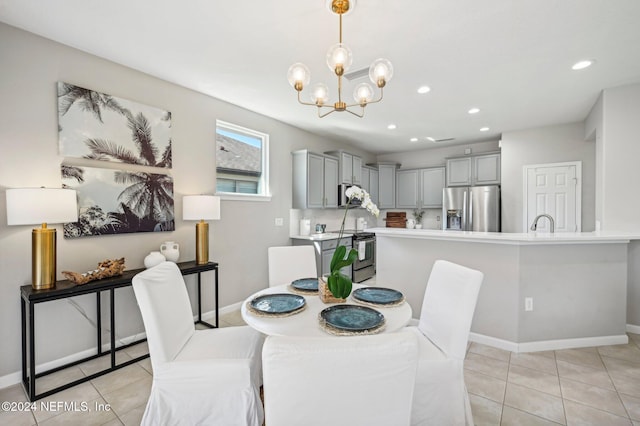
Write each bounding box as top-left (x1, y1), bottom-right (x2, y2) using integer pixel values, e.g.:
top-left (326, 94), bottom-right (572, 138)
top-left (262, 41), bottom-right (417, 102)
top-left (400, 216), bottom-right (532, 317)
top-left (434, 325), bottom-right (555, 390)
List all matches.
top-left (480, 127), bottom-right (490, 132)
top-left (426, 137), bottom-right (436, 142)
top-left (468, 108), bottom-right (480, 114)
top-left (417, 86), bottom-right (431, 94)
top-left (572, 60), bottom-right (594, 70)
top-left (410, 137), bottom-right (418, 142)
top-left (387, 124), bottom-right (397, 130)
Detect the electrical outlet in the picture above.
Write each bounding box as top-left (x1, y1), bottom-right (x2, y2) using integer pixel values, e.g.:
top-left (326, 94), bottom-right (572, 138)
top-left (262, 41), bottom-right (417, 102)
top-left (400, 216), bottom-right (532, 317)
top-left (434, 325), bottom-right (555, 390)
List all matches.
top-left (275, 218), bottom-right (284, 226)
top-left (436, 216), bottom-right (441, 221)
top-left (525, 297), bottom-right (533, 311)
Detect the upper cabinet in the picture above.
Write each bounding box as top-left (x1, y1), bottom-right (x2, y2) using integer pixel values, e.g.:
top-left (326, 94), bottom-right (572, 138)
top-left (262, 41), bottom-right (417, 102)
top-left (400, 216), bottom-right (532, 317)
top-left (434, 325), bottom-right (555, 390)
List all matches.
top-left (446, 152), bottom-right (500, 186)
top-left (473, 153), bottom-right (501, 185)
top-left (377, 164), bottom-right (398, 209)
top-left (292, 150), bottom-right (339, 209)
top-left (325, 150), bottom-right (362, 185)
top-left (396, 167), bottom-right (445, 209)
top-left (360, 165), bottom-right (379, 206)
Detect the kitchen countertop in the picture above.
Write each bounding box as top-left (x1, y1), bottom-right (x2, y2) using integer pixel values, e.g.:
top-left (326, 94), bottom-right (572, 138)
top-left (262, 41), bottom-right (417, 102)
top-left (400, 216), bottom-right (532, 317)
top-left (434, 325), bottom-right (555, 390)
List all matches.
top-left (290, 232), bottom-right (354, 241)
top-left (370, 227), bottom-right (640, 245)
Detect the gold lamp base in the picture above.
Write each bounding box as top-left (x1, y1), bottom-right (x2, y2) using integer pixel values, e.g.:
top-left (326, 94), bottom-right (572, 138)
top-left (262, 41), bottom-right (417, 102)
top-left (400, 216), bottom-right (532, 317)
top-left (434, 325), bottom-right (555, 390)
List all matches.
top-left (32, 224), bottom-right (57, 290)
top-left (195, 220), bottom-right (209, 265)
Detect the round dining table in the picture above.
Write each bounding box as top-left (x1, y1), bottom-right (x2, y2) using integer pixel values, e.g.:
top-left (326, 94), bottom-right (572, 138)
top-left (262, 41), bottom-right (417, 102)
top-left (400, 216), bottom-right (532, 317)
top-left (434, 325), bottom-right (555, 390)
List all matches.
top-left (241, 283), bottom-right (413, 337)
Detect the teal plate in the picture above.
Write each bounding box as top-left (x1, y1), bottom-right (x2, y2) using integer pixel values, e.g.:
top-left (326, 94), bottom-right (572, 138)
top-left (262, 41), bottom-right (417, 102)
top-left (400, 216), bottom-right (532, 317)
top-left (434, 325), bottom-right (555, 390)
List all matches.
top-left (319, 305), bottom-right (384, 331)
top-left (291, 277), bottom-right (319, 292)
top-left (249, 293), bottom-right (306, 315)
top-left (352, 287), bottom-right (404, 305)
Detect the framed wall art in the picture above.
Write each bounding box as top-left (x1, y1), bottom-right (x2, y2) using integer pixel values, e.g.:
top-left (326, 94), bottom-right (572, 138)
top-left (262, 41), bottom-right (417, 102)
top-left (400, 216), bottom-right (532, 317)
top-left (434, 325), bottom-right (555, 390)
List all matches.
top-left (57, 82), bottom-right (172, 168)
top-left (61, 164), bottom-right (174, 238)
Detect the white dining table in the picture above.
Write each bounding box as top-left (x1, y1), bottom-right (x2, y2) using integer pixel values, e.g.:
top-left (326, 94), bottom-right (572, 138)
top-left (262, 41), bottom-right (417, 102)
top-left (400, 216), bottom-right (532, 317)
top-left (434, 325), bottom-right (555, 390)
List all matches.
top-left (241, 283), bottom-right (413, 337)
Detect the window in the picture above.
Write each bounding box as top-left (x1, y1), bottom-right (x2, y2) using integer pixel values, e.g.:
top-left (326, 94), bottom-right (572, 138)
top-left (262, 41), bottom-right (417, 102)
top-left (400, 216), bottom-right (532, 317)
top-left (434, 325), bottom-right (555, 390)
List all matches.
top-left (215, 120), bottom-right (270, 200)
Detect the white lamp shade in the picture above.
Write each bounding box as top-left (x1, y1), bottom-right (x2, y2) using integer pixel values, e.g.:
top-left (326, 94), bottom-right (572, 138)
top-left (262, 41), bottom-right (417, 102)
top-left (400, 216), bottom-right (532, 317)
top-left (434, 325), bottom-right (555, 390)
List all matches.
top-left (6, 188), bottom-right (78, 226)
top-left (183, 195), bottom-right (221, 221)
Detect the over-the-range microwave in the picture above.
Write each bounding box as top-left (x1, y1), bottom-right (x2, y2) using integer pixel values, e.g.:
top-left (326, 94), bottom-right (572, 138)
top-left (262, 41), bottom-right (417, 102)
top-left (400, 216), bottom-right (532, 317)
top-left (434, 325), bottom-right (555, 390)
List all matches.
top-left (338, 184), bottom-right (363, 208)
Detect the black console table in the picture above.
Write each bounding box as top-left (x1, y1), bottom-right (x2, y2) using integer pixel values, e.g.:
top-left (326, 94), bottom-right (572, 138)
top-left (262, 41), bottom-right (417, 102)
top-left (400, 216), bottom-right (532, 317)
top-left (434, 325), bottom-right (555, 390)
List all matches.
top-left (20, 261), bottom-right (218, 401)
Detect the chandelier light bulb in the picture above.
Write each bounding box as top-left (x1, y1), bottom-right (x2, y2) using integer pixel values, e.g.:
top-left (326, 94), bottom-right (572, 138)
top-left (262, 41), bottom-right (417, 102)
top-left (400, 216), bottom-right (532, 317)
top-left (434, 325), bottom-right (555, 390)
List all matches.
top-left (311, 83), bottom-right (330, 106)
top-left (327, 43), bottom-right (353, 75)
top-left (369, 58), bottom-right (393, 87)
top-left (287, 63), bottom-right (311, 91)
top-left (353, 83), bottom-right (374, 105)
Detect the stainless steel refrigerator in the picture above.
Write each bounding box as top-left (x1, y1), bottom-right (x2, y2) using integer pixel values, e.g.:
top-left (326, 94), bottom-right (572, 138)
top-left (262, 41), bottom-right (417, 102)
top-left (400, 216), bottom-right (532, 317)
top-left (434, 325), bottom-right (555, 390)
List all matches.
top-left (442, 185), bottom-right (500, 232)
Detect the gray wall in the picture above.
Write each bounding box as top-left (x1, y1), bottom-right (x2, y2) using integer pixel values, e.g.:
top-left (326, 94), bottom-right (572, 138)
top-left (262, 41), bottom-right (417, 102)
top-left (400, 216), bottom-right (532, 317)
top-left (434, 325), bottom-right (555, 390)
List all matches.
top-left (500, 123), bottom-right (596, 233)
top-left (0, 23), bottom-right (372, 380)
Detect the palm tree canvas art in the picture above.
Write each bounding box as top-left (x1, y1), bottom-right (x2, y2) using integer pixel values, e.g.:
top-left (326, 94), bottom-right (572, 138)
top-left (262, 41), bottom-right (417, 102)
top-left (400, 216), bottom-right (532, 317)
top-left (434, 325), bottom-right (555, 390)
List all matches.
top-left (57, 82), bottom-right (171, 168)
top-left (61, 165), bottom-right (175, 238)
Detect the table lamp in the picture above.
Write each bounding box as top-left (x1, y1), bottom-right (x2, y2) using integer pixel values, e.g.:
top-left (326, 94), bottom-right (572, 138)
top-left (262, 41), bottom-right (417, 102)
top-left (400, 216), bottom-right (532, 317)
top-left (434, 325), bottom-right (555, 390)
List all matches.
top-left (6, 188), bottom-right (79, 290)
top-left (183, 195), bottom-right (220, 264)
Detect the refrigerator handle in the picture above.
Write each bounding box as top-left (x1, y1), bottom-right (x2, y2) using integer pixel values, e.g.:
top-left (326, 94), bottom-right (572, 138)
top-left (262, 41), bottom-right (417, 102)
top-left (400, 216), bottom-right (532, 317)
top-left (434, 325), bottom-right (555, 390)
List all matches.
top-left (468, 189), bottom-right (473, 231)
top-left (463, 190), bottom-right (468, 231)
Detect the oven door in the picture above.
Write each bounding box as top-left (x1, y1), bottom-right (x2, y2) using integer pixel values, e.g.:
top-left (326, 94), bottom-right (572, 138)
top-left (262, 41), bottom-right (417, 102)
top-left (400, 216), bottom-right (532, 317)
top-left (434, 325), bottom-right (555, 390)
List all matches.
top-left (353, 237), bottom-right (375, 269)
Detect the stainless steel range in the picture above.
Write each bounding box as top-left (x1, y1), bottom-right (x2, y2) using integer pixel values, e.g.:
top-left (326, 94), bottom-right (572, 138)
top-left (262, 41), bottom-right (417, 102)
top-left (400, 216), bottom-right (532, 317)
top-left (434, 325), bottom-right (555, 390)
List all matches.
top-left (352, 231), bottom-right (375, 283)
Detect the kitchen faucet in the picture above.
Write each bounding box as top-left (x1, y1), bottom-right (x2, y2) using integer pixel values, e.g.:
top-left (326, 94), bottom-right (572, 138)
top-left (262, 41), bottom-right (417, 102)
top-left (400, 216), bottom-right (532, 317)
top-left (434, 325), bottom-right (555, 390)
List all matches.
top-left (530, 214), bottom-right (555, 233)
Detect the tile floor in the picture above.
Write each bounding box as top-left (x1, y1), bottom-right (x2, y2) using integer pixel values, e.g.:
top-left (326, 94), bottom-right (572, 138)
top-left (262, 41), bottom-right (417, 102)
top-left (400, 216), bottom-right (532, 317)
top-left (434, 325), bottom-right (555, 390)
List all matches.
top-left (2, 311), bottom-right (640, 425)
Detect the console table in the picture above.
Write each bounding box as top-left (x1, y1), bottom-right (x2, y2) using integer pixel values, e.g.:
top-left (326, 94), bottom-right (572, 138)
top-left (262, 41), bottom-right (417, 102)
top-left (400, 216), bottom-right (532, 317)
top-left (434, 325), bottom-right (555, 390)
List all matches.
top-left (20, 260), bottom-right (218, 401)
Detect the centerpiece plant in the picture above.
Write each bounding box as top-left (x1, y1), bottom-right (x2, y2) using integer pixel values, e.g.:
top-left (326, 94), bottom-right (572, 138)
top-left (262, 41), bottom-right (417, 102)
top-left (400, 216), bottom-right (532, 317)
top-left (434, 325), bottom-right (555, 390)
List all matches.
top-left (325, 186), bottom-right (379, 300)
top-left (413, 209), bottom-right (424, 224)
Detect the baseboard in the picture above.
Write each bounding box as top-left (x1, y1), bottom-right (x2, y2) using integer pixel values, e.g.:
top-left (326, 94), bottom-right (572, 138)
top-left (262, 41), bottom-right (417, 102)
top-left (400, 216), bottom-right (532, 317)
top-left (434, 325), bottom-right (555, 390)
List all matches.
top-left (516, 335), bottom-right (629, 352)
top-left (627, 324), bottom-right (640, 335)
top-left (469, 332), bottom-right (629, 353)
top-left (0, 304), bottom-right (238, 390)
top-left (469, 332), bottom-right (519, 353)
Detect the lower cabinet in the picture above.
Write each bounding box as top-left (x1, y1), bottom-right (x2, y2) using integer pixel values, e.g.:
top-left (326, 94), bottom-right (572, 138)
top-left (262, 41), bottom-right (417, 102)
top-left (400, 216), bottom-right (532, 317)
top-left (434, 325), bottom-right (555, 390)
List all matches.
top-left (292, 237), bottom-right (352, 278)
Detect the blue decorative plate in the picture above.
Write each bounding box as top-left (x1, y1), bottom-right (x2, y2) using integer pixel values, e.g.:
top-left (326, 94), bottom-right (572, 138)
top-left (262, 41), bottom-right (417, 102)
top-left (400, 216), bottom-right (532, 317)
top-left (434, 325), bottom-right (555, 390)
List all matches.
top-left (319, 305), bottom-right (385, 331)
top-left (291, 277), bottom-right (318, 292)
top-left (249, 293), bottom-right (306, 315)
top-left (352, 287), bottom-right (404, 305)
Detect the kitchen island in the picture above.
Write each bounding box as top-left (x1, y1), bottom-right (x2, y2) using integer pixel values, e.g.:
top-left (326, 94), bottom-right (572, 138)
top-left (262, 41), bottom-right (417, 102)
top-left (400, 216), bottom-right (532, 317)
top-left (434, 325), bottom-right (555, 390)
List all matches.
top-left (371, 227), bottom-right (639, 352)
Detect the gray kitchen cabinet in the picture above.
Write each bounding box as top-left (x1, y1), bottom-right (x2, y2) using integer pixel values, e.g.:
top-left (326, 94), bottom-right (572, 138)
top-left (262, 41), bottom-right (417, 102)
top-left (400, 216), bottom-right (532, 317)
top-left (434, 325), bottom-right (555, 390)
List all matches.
top-left (396, 169), bottom-right (419, 208)
top-left (420, 167), bottom-right (445, 208)
top-left (292, 149), bottom-right (339, 209)
top-left (446, 152), bottom-right (500, 186)
top-left (361, 166), bottom-right (370, 192)
top-left (473, 153), bottom-right (501, 185)
top-left (325, 150), bottom-right (362, 185)
top-left (396, 167), bottom-right (445, 209)
top-left (446, 157), bottom-right (472, 186)
top-left (292, 237), bottom-right (352, 277)
top-left (369, 169), bottom-right (379, 205)
top-left (360, 165), bottom-right (379, 205)
top-left (377, 164), bottom-right (397, 209)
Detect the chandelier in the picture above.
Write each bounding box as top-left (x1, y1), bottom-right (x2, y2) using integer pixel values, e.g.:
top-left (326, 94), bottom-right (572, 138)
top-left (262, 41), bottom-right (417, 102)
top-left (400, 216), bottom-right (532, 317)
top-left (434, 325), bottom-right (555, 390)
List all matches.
top-left (287, 0), bottom-right (393, 118)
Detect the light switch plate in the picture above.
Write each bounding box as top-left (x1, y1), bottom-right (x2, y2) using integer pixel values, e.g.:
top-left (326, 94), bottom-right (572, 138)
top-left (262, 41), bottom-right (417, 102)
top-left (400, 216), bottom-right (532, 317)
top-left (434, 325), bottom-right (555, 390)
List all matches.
top-left (275, 218), bottom-right (284, 226)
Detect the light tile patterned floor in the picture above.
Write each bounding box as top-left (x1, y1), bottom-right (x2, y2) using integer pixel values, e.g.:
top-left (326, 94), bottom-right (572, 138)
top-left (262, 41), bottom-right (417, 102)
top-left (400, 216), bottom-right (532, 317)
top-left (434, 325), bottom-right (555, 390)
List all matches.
top-left (2, 310), bottom-right (640, 425)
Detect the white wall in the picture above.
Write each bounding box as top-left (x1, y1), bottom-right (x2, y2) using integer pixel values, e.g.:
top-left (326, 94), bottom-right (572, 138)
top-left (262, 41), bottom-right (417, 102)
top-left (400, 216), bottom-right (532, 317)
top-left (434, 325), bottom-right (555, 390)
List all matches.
top-left (600, 84), bottom-right (640, 232)
top-left (376, 140), bottom-right (500, 169)
top-left (500, 123), bottom-right (596, 233)
top-left (0, 23), bottom-right (372, 380)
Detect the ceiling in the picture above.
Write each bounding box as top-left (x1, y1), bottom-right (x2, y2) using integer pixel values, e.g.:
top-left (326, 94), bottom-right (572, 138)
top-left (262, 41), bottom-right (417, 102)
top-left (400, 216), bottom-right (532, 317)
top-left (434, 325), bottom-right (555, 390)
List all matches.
top-left (2, 1), bottom-right (640, 154)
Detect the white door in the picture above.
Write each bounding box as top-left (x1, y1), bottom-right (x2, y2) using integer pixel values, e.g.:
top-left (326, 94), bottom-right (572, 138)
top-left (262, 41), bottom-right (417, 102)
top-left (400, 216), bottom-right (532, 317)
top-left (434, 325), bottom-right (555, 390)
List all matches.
top-left (523, 162), bottom-right (581, 233)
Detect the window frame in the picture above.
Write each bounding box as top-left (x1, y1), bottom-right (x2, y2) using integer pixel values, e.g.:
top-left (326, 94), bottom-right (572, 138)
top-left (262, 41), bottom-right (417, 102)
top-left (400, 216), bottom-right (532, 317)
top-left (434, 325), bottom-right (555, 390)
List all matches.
top-left (215, 120), bottom-right (271, 201)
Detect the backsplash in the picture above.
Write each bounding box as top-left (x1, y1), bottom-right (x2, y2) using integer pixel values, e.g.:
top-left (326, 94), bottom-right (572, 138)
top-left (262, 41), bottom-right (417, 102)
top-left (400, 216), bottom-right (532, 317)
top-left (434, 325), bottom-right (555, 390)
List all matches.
top-left (289, 207), bottom-right (442, 236)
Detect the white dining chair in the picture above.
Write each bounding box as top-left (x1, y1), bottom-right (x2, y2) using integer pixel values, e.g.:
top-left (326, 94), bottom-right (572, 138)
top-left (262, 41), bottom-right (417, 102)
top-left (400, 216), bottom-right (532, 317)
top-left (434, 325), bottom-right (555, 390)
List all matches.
top-left (132, 261), bottom-right (265, 426)
top-left (267, 245), bottom-right (317, 287)
top-left (407, 259), bottom-right (484, 426)
top-left (262, 330), bottom-right (419, 426)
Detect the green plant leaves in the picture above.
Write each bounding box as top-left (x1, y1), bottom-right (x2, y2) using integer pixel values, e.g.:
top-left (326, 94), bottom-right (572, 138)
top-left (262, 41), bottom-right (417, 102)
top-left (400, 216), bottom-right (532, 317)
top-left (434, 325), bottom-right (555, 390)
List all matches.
top-left (327, 271), bottom-right (353, 299)
top-left (328, 245), bottom-right (357, 298)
